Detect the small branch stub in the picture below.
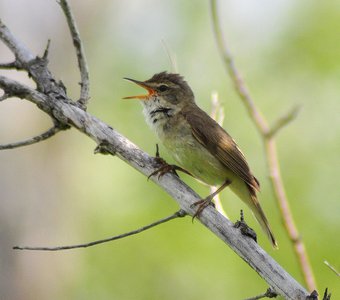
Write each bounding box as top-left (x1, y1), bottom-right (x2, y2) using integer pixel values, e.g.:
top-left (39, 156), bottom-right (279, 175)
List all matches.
top-left (244, 287), bottom-right (278, 300)
top-left (266, 105), bottom-right (301, 139)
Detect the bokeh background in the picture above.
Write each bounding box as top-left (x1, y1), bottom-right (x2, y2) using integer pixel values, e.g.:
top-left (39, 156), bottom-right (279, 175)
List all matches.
top-left (1, 0), bottom-right (339, 299)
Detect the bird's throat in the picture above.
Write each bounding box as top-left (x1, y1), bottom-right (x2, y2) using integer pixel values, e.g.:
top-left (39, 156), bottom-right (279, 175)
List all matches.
top-left (142, 100), bottom-right (175, 131)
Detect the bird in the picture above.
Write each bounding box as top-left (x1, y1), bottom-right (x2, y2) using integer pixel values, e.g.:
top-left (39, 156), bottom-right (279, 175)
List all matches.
top-left (124, 71), bottom-right (277, 248)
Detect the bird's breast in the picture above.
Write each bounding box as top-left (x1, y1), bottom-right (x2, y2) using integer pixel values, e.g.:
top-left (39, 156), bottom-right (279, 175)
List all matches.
top-left (143, 104), bottom-right (236, 186)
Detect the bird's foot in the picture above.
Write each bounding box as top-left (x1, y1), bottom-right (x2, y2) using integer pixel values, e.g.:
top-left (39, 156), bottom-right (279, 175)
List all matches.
top-left (190, 197), bottom-right (215, 220)
top-left (189, 180), bottom-right (231, 221)
top-left (148, 144), bottom-right (192, 180)
top-left (148, 162), bottom-right (191, 180)
top-left (234, 210), bottom-right (257, 243)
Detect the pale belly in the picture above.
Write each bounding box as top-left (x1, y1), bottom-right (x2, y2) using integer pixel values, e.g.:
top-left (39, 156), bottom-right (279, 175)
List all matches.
top-left (150, 113), bottom-right (251, 204)
top-left (163, 134), bottom-right (252, 206)
top-left (162, 129), bottom-right (235, 186)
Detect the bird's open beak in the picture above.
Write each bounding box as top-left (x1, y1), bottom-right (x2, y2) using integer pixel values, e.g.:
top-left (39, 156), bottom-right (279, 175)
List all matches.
top-left (123, 78), bottom-right (156, 100)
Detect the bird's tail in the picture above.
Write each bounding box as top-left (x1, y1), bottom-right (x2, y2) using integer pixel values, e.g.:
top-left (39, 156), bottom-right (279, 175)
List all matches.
top-left (230, 178), bottom-right (278, 248)
top-left (248, 193), bottom-right (278, 249)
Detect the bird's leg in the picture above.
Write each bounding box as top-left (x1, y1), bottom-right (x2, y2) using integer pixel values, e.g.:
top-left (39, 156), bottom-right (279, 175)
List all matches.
top-left (234, 210), bottom-right (257, 243)
top-left (148, 144), bottom-right (192, 180)
top-left (191, 179), bottom-right (231, 219)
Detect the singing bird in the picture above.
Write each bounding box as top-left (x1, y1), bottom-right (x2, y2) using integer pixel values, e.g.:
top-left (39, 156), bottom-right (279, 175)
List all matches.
top-left (124, 72), bottom-right (277, 248)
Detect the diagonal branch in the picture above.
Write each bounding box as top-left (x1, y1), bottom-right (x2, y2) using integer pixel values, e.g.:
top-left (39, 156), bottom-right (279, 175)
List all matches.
top-left (210, 2), bottom-right (268, 135)
top-left (0, 6), bottom-right (311, 299)
top-left (0, 19), bottom-right (35, 63)
top-left (0, 74), bottom-right (309, 299)
top-left (210, 0), bottom-right (316, 292)
top-left (13, 209), bottom-right (187, 251)
top-left (58, 0), bottom-right (90, 108)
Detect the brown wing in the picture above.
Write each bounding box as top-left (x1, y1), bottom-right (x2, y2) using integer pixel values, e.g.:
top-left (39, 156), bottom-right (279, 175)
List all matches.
top-left (183, 104), bottom-right (260, 191)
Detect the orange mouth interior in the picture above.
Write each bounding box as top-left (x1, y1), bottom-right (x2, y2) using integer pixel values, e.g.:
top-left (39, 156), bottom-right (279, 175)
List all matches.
top-left (123, 78), bottom-right (156, 100)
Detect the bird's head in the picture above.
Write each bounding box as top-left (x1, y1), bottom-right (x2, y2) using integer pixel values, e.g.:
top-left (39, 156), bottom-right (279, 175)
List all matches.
top-left (123, 71), bottom-right (194, 110)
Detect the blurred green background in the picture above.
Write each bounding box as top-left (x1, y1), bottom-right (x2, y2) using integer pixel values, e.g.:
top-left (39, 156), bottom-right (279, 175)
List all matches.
top-left (0, 0), bottom-right (339, 299)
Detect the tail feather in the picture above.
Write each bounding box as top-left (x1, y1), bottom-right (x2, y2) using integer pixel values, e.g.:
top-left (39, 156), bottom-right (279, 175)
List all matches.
top-left (229, 177), bottom-right (278, 248)
top-left (249, 193), bottom-right (278, 249)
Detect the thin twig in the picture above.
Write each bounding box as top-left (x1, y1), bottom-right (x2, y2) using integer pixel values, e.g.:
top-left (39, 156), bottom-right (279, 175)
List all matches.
top-left (210, 91), bottom-right (228, 218)
top-left (13, 210), bottom-right (187, 251)
top-left (324, 261), bottom-right (340, 277)
top-left (267, 105), bottom-right (301, 138)
top-left (0, 125), bottom-right (62, 150)
top-left (244, 287), bottom-right (278, 300)
top-left (58, 0), bottom-right (90, 108)
top-left (210, 0), bottom-right (316, 291)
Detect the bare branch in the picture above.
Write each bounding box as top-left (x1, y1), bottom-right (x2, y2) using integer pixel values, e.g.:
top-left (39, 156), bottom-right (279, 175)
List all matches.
top-left (0, 125), bottom-right (63, 150)
top-left (244, 288), bottom-right (278, 300)
top-left (0, 13), bottom-right (311, 300)
top-left (267, 105), bottom-right (301, 138)
top-left (210, 1), bottom-right (268, 134)
top-left (210, 0), bottom-right (317, 291)
top-left (13, 210), bottom-right (187, 251)
top-left (0, 19), bottom-right (35, 63)
top-left (0, 75), bottom-right (48, 107)
top-left (58, 0), bottom-right (90, 108)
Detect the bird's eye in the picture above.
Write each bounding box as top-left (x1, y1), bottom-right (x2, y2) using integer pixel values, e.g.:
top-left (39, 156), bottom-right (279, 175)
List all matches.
top-left (159, 85), bottom-right (168, 92)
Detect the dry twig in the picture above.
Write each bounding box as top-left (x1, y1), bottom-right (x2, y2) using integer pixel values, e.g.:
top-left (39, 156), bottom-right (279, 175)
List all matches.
top-left (210, 0), bottom-right (316, 291)
top-left (13, 210), bottom-right (187, 251)
top-left (58, 0), bottom-right (90, 108)
top-left (0, 125), bottom-right (64, 150)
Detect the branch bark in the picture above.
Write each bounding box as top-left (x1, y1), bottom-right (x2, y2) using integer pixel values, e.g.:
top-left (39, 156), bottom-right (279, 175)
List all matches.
top-left (0, 6), bottom-right (311, 300)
